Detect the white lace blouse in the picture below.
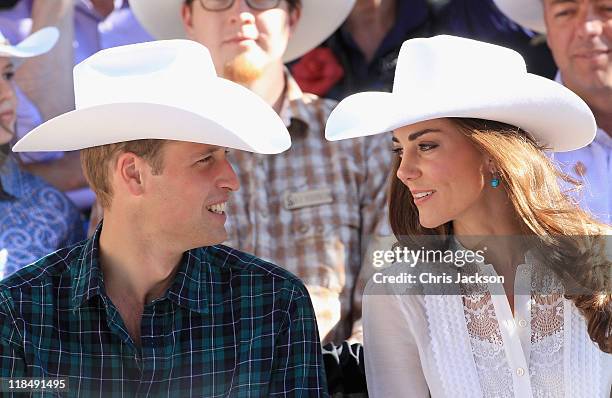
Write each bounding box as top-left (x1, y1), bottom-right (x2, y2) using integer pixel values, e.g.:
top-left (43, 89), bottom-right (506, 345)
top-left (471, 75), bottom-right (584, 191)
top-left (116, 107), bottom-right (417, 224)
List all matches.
top-left (363, 262), bottom-right (612, 397)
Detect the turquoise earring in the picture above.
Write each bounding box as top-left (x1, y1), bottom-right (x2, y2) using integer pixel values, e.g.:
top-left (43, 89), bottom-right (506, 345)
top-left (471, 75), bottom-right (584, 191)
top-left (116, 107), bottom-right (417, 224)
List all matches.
top-left (491, 173), bottom-right (500, 188)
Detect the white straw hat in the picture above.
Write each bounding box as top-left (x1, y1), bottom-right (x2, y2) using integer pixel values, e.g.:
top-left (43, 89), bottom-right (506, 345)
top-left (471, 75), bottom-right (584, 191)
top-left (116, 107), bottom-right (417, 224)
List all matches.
top-left (492, 0), bottom-right (546, 33)
top-left (13, 39), bottom-right (291, 154)
top-left (130, 0), bottom-right (355, 62)
top-left (0, 27), bottom-right (59, 59)
top-left (325, 35), bottom-right (596, 153)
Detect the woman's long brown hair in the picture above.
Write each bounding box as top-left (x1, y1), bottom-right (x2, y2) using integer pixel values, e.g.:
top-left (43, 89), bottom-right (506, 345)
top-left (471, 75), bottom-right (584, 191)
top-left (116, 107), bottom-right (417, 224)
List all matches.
top-left (388, 117), bottom-right (611, 353)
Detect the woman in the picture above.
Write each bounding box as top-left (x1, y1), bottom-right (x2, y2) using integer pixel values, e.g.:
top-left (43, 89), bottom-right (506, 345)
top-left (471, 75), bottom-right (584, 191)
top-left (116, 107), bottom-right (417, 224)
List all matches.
top-left (0, 27), bottom-right (84, 278)
top-left (325, 36), bottom-right (611, 397)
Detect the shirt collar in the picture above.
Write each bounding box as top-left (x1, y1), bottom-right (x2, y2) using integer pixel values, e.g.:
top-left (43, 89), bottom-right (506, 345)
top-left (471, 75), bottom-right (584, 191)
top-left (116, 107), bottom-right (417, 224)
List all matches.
top-left (71, 223), bottom-right (210, 314)
top-left (70, 223), bottom-right (106, 310)
top-left (164, 247), bottom-right (210, 314)
top-left (594, 127), bottom-right (612, 149)
top-left (279, 69), bottom-right (311, 135)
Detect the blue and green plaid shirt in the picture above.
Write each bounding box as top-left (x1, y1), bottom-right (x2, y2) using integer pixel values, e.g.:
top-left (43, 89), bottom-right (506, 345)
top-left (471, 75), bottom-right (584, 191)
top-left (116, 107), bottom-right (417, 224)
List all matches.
top-left (0, 227), bottom-right (327, 397)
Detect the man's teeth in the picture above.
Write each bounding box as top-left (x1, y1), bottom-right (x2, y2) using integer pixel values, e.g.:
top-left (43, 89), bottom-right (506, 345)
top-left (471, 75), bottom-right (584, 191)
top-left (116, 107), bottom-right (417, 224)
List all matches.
top-left (207, 202), bottom-right (227, 214)
top-left (414, 191), bottom-right (433, 199)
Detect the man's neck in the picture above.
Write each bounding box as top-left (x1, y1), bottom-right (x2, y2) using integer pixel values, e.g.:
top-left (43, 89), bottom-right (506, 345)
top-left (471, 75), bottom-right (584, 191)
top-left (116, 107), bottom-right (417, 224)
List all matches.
top-left (98, 213), bottom-right (183, 307)
top-left (563, 76), bottom-right (612, 136)
top-left (89, 0), bottom-right (116, 19)
top-left (237, 62), bottom-right (287, 114)
top-left (344, 0), bottom-right (396, 63)
top-left (589, 98), bottom-right (612, 137)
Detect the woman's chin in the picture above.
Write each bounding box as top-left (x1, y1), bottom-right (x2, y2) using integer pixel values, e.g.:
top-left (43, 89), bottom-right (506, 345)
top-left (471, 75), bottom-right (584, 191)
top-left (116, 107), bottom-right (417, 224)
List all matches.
top-left (418, 214), bottom-right (448, 230)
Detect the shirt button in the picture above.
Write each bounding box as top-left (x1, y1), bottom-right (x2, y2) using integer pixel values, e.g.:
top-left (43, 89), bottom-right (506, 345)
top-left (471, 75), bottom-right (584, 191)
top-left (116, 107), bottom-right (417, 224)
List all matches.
top-left (518, 319), bottom-right (527, 328)
top-left (516, 368), bottom-right (525, 376)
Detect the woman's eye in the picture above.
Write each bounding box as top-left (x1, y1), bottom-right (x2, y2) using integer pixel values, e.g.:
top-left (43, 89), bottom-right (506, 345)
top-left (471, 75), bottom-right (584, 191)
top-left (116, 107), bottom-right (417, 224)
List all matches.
top-left (418, 143), bottom-right (438, 151)
top-left (3, 72), bottom-right (14, 81)
top-left (392, 147), bottom-right (403, 157)
top-left (198, 156), bottom-right (212, 164)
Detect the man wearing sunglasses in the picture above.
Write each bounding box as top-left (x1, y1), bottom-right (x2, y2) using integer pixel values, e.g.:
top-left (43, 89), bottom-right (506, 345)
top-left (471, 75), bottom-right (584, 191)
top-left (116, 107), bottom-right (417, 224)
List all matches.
top-left (132, 0), bottom-right (392, 352)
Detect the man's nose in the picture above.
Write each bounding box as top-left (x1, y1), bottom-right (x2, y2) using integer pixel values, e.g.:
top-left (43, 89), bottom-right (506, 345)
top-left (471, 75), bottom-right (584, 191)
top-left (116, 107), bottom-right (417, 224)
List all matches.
top-left (218, 158), bottom-right (241, 192)
top-left (227, 0), bottom-right (256, 25)
top-left (577, 6), bottom-right (605, 37)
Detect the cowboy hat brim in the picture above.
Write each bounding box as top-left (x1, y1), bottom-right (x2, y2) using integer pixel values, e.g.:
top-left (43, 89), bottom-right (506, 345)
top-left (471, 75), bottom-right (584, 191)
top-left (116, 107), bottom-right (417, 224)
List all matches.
top-left (325, 73), bottom-right (595, 153)
top-left (493, 0), bottom-right (546, 33)
top-left (13, 77), bottom-right (291, 154)
top-left (129, 0), bottom-right (355, 63)
top-left (0, 27), bottom-right (59, 58)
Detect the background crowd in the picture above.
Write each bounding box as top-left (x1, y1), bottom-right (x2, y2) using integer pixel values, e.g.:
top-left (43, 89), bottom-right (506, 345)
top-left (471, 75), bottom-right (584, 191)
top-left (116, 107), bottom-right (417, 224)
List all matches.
top-left (0, 0), bottom-right (609, 396)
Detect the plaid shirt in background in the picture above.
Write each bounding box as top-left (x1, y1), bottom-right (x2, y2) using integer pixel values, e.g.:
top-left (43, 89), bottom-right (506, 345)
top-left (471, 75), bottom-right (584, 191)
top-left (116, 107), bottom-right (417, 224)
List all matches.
top-left (225, 72), bottom-right (392, 344)
top-left (0, 227), bottom-right (327, 397)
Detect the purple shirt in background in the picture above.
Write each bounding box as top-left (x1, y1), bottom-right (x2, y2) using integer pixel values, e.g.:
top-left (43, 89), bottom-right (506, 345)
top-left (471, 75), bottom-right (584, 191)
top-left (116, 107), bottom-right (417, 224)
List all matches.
top-left (73, 0), bottom-right (152, 64)
top-left (0, 0), bottom-right (153, 209)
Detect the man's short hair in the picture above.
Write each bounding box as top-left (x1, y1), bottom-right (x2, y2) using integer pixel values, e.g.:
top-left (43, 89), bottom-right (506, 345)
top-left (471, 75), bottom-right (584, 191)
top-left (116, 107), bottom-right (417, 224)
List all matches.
top-left (184, 0), bottom-right (302, 12)
top-left (80, 139), bottom-right (166, 209)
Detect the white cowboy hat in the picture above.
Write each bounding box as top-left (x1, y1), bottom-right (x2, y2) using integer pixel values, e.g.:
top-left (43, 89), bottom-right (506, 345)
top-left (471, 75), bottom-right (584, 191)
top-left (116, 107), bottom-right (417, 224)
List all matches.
top-left (0, 26), bottom-right (59, 59)
top-left (325, 35), bottom-right (596, 153)
top-left (492, 0), bottom-right (546, 33)
top-left (12, 39), bottom-right (290, 154)
top-left (129, 0), bottom-right (355, 62)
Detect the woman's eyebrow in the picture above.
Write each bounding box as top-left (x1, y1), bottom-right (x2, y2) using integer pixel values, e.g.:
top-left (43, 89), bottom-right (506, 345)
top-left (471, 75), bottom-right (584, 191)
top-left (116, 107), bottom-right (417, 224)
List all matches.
top-left (408, 129), bottom-right (442, 141)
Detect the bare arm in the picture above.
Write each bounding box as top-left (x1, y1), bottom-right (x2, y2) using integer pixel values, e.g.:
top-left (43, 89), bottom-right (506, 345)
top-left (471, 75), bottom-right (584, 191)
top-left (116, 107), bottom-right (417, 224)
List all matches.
top-left (14, 0), bottom-right (76, 122)
top-left (21, 151), bottom-right (88, 192)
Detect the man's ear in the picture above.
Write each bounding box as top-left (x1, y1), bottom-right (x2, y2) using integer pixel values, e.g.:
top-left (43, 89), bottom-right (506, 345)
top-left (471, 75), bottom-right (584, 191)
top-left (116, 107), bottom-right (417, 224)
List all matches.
top-left (115, 152), bottom-right (145, 198)
top-left (181, 2), bottom-right (196, 39)
top-left (288, 4), bottom-right (302, 35)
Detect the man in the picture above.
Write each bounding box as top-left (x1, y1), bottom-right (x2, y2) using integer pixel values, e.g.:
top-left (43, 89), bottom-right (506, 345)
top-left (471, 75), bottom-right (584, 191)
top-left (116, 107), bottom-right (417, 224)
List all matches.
top-left (493, 0), bottom-right (611, 223)
top-left (292, 0), bottom-right (433, 100)
top-left (0, 0), bottom-right (153, 209)
top-left (131, 0), bottom-right (393, 347)
top-left (0, 27), bottom-right (83, 278)
top-left (0, 40), bottom-right (326, 396)
top-left (434, 0), bottom-right (557, 79)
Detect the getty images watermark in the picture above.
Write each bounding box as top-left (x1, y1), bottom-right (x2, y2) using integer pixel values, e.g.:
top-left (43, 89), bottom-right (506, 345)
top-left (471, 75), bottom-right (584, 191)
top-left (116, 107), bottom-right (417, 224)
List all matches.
top-left (365, 235), bottom-right (610, 295)
top-left (370, 246), bottom-right (506, 286)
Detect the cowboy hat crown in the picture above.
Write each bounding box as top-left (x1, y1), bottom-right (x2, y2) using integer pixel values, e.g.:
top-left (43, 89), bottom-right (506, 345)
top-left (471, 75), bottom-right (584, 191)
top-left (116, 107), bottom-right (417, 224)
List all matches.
top-left (325, 35), bottom-right (596, 153)
top-left (13, 39), bottom-right (291, 154)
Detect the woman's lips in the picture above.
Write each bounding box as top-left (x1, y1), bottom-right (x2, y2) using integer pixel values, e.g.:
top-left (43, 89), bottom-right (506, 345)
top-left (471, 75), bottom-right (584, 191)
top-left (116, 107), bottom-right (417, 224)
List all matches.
top-left (412, 190), bottom-right (435, 206)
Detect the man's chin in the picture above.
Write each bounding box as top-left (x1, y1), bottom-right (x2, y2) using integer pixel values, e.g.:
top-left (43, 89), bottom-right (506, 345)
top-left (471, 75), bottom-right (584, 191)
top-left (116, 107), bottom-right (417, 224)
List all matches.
top-left (199, 230), bottom-right (228, 248)
top-left (223, 51), bottom-right (269, 85)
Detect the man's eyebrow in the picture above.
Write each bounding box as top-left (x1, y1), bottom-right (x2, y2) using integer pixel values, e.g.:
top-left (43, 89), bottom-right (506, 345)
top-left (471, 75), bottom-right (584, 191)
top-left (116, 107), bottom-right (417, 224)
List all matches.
top-left (196, 146), bottom-right (224, 156)
top-left (3, 62), bottom-right (14, 71)
top-left (548, 0), bottom-right (578, 6)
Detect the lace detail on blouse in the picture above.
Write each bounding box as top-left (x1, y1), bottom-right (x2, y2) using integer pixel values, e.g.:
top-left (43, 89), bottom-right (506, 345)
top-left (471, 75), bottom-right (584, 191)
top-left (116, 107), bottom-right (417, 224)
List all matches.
top-left (464, 293), bottom-right (514, 397)
top-left (529, 295), bottom-right (564, 398)
top-left (462, 288), bottom-right (567, 397)
top-left (417, 252), bottom-right (610, 398)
